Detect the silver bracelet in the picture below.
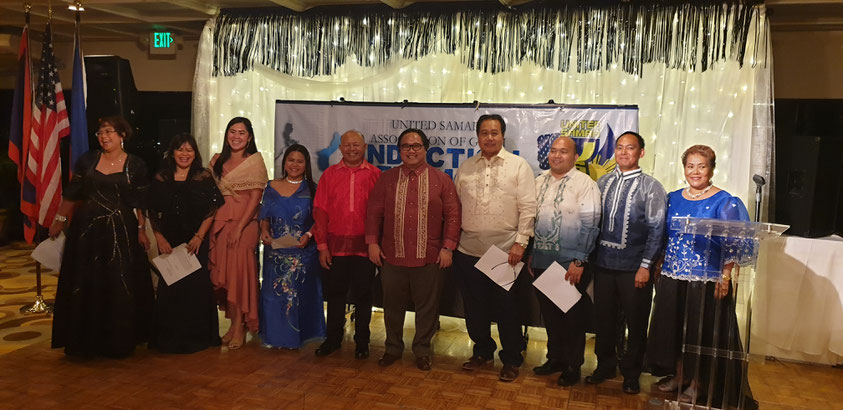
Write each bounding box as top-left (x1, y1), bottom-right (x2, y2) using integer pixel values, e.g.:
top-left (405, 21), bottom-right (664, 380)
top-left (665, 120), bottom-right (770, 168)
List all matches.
top-left (54, 215), bottom-right (67, 223)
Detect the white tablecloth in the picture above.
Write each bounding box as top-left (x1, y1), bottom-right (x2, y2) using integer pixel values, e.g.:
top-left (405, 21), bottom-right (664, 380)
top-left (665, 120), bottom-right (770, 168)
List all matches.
top-left (752, 234), bottom-right (843, 365)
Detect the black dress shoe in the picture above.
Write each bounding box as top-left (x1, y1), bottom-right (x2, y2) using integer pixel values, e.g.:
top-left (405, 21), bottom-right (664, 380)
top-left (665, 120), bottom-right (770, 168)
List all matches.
top-left (314, 342), bottom-right (340, 357)
top-left (354, 348), bottom-right (370, 360)
top-left (499, 364), bottom-right (520, 382)
top-left (557, 366), bottom-right (581, 387)
top-left (416, 356), bottom-right (432, 371)
top-left (584, 369), bottom-right (616, 385)
top-left (622, 378), bottom-right (640, 395)
top-left (378, 353), bottom-right (400, 367)
top-left (461, 356), bottom-right (492, 371)
top-left (533, 360), bottom-right (565, 375)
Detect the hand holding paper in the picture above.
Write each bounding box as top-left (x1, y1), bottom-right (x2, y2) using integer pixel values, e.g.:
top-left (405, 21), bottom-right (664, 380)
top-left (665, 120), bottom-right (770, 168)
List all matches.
top-left (474, 245), bottom-right (524, 291)
top-left (31, 233), bottom-right (66, 272)
top-left (152, 244), bottom-right (202, 286)
top-left (271, 234), bottom-right (301, 249)
top-left (532, 261), bottom-right (582, 313)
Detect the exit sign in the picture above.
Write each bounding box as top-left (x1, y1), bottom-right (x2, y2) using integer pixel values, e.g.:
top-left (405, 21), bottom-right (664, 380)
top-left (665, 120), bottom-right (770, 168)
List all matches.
top-left (149, 32), bottom-right (176, 55)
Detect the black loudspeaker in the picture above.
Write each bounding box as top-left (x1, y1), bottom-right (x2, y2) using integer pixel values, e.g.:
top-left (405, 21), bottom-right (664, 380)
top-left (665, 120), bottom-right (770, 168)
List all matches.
top-left (84, 56), bottom-right (140, 142)
top-left (84, 56), bottom-right (163, 176)
top-left (774, 100), bottom-right (843, 238)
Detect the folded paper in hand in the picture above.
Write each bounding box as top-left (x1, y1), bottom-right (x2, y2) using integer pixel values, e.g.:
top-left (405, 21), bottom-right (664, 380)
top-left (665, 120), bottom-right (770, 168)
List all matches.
top-left (271, 234), bottom-right (301, 249)
top-left (532, 261), bottom-right (582, 313)
top-left (31, 233), bottom-right (65, 272)
top-left (152, 244), bottom-right (202, 286)
top-left (474, 245), bottom-right (524, 291)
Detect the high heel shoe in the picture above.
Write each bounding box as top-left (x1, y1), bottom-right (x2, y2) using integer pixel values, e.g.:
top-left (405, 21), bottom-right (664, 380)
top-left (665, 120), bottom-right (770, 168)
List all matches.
top-left (228, 332), bottom-right (245, 350)
top-left (679, 385), bottom-right (698, 403)
top-left (657, 376), bottom-right (680, 393)
top-left (221, 330), bottom-right (233, 344)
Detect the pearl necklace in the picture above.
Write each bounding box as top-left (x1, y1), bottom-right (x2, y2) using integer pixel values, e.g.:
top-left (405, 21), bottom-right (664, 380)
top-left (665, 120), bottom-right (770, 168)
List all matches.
top-left (286, 178), bottom-right (303, 185)
top-left (686, 184), bottom-right (713, 199)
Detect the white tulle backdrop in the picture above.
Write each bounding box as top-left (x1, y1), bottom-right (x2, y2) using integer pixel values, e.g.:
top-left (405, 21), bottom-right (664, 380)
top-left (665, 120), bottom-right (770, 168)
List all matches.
top-left (192, 6), bottom-right (772, 214)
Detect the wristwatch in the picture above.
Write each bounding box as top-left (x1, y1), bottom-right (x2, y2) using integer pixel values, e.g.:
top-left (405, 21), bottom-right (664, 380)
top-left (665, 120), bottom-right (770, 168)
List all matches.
top-left (572, 259), bottom-right (585, 267)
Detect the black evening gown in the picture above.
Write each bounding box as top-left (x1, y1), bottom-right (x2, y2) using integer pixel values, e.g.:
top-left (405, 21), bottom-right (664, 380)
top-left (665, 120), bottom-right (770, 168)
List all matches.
top-left (51, 150), bottom-right (154, 358)
top-left (148, 169), bottom-right (224, 353)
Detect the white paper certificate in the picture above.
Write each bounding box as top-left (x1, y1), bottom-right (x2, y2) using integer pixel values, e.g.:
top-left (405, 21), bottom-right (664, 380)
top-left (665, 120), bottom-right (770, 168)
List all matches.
top-left (271, 234), bottom-right (300, 249)
top-left (474, 245), bottom-right (524, 291)
top-left (152, 244), bottom-right (202, 286)
top-left (532, 261), bottom-right (582, 313)
top-left (31, 233), bottom-right (65, 272)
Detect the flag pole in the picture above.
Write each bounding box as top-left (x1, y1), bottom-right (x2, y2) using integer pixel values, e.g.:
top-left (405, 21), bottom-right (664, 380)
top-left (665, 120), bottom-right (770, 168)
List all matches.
top-left (20, 3), bottom-right (52, 315)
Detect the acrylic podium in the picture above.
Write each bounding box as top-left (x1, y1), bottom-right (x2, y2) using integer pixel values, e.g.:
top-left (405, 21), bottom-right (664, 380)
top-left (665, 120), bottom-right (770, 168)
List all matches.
top-left (666, 217), bottom-right (788, 410)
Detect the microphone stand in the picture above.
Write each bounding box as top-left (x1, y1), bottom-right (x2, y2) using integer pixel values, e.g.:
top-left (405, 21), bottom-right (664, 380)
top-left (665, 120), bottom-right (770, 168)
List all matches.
top-left (753, 174), bottom-right (766, 223)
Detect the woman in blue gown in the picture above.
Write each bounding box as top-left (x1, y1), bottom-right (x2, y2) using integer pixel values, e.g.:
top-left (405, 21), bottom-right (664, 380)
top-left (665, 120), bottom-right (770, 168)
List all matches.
top-left (258, 144), bottom-right (326, 348)
top-left (646, 145), bottom-right (757, 409)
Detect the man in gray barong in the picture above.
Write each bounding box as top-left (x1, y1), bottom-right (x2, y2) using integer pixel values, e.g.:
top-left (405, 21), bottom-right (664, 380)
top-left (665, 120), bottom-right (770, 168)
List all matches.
top-left (584, 131), bottom-right (666, 395)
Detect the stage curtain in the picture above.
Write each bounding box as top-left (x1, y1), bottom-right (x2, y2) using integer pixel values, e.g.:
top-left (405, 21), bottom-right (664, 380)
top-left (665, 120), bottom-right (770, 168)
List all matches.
top-left (193, 3), bottom-right (772, 210)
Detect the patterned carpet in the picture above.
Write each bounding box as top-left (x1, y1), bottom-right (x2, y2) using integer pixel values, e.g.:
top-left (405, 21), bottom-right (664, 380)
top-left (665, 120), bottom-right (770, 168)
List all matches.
top-left (0, 242), bottom-right (56, 356)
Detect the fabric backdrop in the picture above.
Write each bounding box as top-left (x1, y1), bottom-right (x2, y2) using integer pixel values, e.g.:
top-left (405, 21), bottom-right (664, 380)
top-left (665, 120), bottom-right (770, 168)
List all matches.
top-left (192, 2), bottom-right (773, 215)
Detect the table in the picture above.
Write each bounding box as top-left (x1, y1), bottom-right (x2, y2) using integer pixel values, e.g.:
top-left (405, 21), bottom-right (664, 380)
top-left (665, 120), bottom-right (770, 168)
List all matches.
top-left (752, 234), bottom-right (843, 365)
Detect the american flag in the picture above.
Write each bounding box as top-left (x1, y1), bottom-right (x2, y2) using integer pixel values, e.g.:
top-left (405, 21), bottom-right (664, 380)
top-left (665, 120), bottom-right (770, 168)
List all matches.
top-left (29, 22), bottom-right (70, 229)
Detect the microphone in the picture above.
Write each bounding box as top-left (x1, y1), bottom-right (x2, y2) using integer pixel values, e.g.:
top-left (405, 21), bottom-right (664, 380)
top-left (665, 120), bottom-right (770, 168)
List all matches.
top-left (753, 174), bottom-right (766, 223)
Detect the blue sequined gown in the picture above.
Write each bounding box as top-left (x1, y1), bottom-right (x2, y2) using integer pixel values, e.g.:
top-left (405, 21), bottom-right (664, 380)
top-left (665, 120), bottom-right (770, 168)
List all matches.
top-left (258, 182), bottom-right (326, 348)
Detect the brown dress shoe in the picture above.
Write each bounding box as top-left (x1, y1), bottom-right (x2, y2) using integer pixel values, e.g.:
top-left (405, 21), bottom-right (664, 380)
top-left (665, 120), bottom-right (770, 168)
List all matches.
top-left (461, 356), bottom-right (492, 371)
top-left (378, 353), bottom-right (400, 367)
top-left (499, 364), bottom-right (520, 382)
top-left (416, 356), bottom-right (432, 371)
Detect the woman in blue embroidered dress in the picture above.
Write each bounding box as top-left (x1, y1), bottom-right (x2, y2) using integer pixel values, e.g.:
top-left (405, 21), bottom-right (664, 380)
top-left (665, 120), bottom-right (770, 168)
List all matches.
top-left (646, 145), bottom-right (757, 409)
top-left (258, 144), bottom-right (326, 348)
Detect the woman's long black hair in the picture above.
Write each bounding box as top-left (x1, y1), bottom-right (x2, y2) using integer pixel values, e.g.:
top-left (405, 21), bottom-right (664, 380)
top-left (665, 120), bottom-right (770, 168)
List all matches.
top-left (158, 133), bottom-right (204, 182)
top-left (213, 117), bottom-right (258, 178)
top-left (280, 143), bottom-right (317, 201)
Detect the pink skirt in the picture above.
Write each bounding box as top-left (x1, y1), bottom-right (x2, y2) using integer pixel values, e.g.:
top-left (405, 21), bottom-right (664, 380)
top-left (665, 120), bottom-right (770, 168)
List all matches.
top-left (208, 218), bottom-right (260, 333)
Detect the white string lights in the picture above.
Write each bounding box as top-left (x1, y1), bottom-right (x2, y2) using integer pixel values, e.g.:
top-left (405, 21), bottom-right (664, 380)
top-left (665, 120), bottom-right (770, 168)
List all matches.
top-left (193, 3), bottom-right (773, 206)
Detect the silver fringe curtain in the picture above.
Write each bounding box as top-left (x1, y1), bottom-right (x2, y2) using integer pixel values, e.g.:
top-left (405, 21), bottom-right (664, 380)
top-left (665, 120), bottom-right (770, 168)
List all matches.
top-left (212, 2), bottom-right (767, 78)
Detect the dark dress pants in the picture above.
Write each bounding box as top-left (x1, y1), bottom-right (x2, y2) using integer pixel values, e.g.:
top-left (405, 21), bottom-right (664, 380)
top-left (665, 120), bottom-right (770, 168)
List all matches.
top-left (380, 262), bottom-right (445, 357)
top-left (593, 265), bottom-right (653, 380)
top-left (533, 263), bottom-right (591, 369)
top-left (453, 250), bottom-right (524, 367)
top-left (323, 255), bottom-right (375, 347)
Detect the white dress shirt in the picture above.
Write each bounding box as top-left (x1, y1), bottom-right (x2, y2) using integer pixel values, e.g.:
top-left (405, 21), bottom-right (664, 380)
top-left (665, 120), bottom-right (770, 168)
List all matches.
top-left (454, 148), bottom-right (536, 257)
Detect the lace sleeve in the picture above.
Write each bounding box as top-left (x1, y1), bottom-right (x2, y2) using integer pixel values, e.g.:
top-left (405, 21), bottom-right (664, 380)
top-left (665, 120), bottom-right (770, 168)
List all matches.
top-left (194, 169), bottom-right (225, 219)
top-left (148, 173), bottom-right (168, 233)
top-left (63, 150), bottom-right (98, 201)
top-left (125, 155), bottom-right (150, 210)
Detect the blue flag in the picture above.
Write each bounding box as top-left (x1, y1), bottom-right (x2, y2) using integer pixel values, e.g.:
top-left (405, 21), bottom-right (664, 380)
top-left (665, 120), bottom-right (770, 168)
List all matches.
top-left (69, 28), bottom-right (88, 170)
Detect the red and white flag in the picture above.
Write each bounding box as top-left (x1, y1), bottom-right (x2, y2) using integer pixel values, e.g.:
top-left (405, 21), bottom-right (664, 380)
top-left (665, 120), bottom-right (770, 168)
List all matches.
top-left (30, 22), bottom-right (70, 227)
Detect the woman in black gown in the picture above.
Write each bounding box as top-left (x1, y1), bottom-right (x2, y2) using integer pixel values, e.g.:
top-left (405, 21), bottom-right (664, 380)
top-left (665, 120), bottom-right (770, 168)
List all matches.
top-left (148, 134), bottom-right (224, 353)
top-left (49, 117), bottom-right (154, 358)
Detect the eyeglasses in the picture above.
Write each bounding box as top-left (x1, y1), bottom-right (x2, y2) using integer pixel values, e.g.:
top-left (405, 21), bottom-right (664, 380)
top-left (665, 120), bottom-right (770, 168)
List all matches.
top-left (399, 143), bottom-right (424, 152)
top-left (95, 128), bottom-right (117, 137)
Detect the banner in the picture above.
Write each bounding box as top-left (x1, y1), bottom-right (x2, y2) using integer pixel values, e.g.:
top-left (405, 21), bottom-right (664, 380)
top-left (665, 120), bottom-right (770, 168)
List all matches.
top-left (274, 102), bottom-right (638, 181)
